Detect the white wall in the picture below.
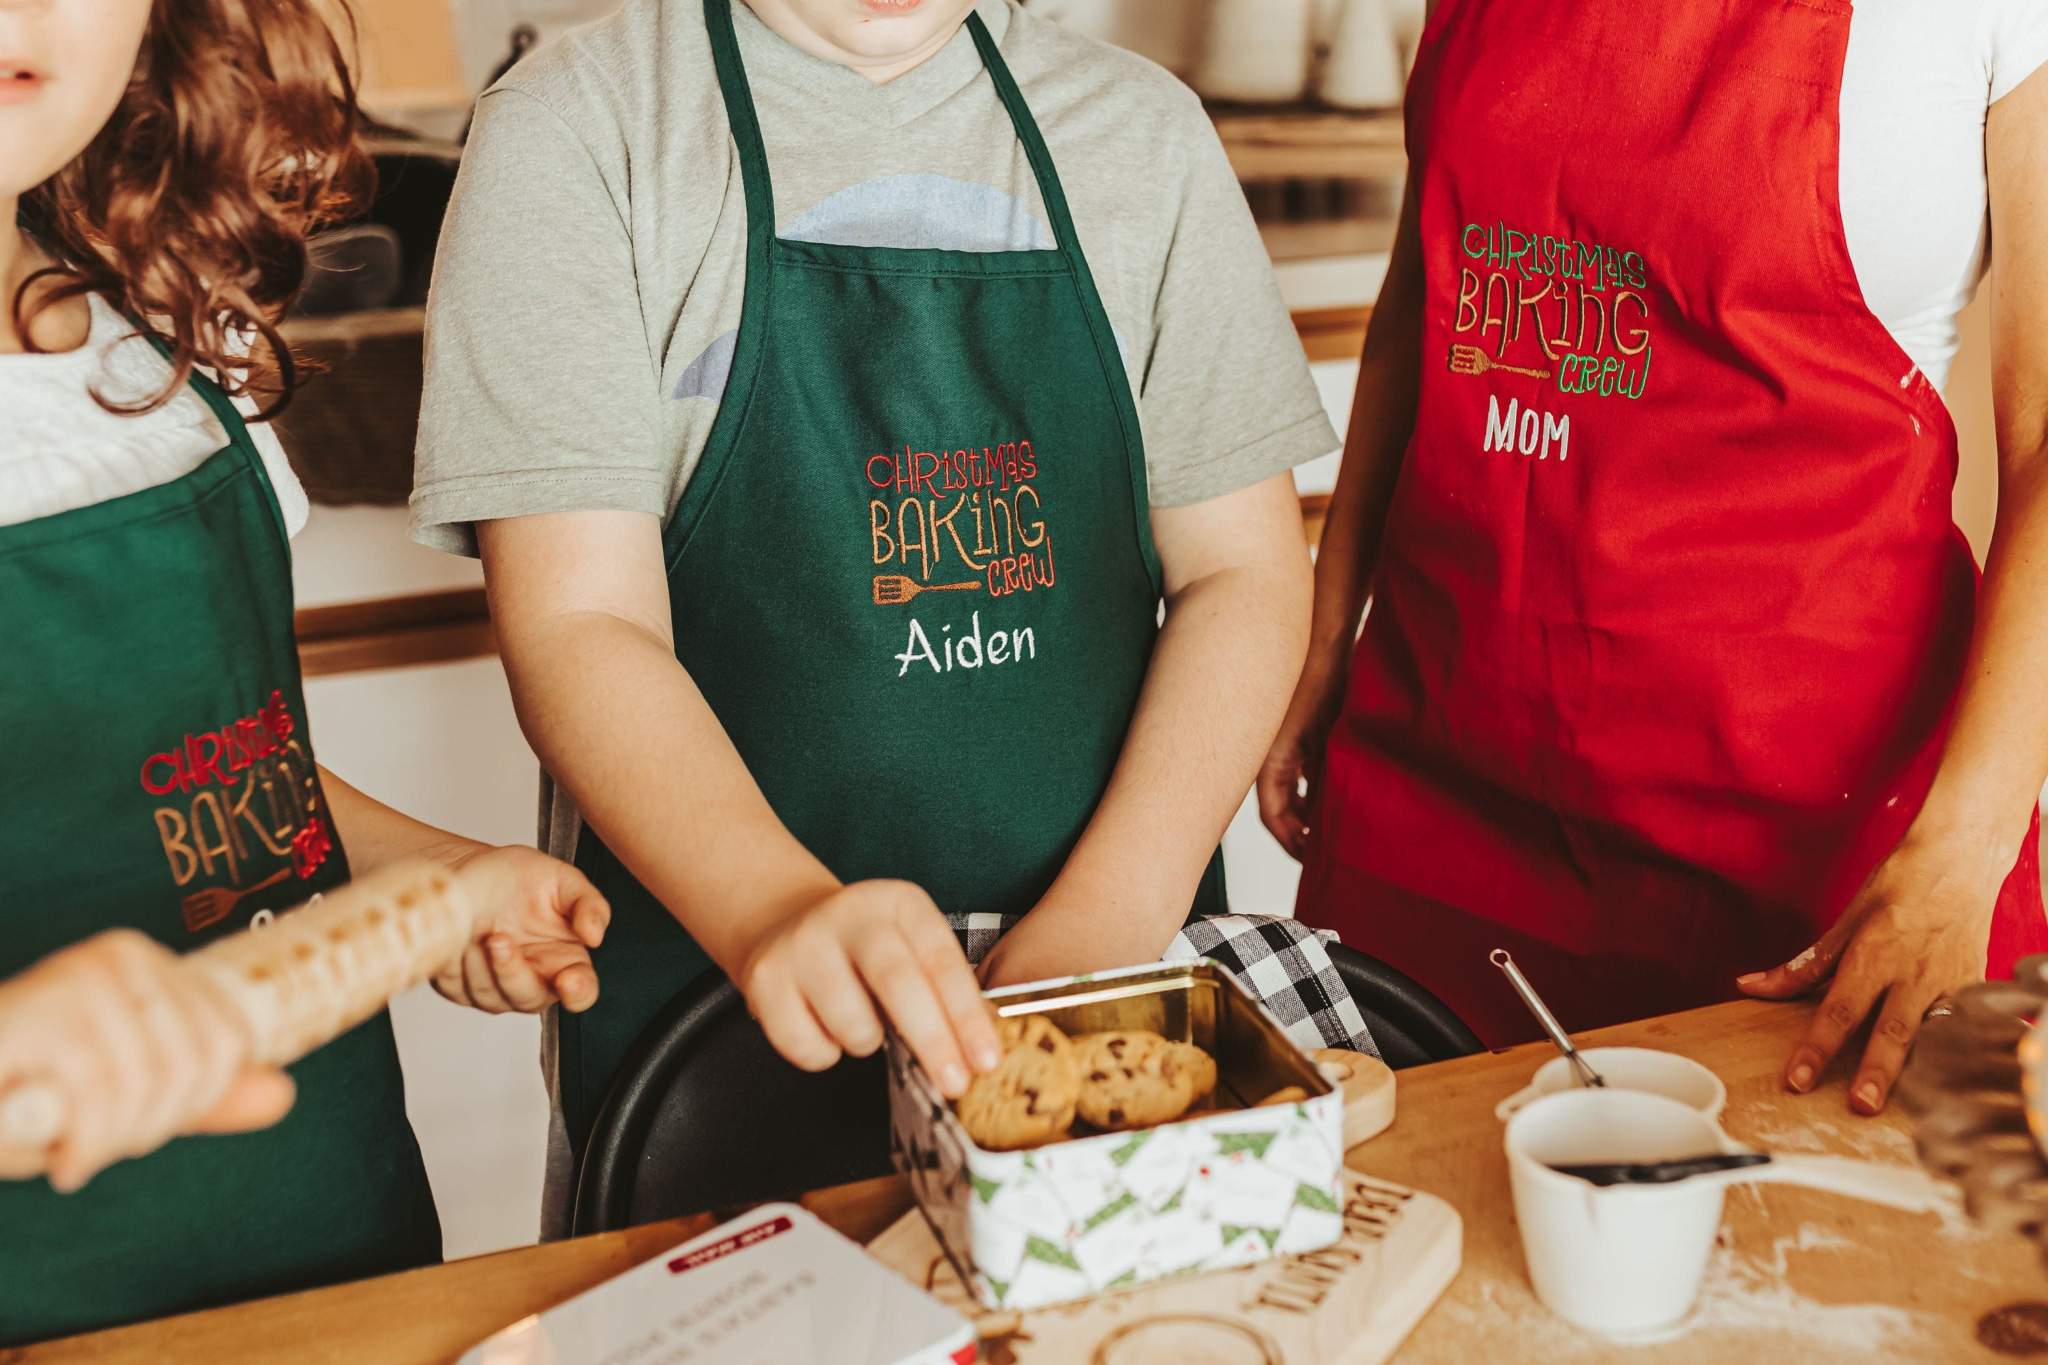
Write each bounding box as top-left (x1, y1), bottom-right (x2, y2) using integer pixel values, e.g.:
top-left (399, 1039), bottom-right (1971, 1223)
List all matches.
top-left (302, 653), bottom-right (548, 1258)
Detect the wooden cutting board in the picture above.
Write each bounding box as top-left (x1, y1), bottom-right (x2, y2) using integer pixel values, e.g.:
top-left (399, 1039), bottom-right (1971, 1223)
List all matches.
top-left (868, 1170), bottom-right (1461, 1365)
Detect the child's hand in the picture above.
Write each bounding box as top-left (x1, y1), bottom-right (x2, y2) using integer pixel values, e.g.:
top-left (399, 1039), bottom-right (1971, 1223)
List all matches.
top-left (0, 931), bottom-right (295, 1192)
top-left (731, 881), bottom-right (1001, 1098)
top-left (432, 846), bottom-right (611, 1015)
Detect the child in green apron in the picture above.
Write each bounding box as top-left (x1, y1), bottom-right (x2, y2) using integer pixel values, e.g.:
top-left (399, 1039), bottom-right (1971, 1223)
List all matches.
top-left (415, 0), bottom-right (1335, 1227)
top-left (0, 0), bottom-right (609, 1344)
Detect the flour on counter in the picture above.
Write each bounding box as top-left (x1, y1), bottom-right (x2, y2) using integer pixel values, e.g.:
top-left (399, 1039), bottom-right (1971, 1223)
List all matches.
top-left (1438, 1223), bottom-right (1936, 1355)
top-left (1667, 1229), bottom-right (1932, 1354)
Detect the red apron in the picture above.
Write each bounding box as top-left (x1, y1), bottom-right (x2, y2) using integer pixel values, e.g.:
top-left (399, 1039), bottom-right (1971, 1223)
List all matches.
top-left (1296, 0), bottom-right (2047, 1046)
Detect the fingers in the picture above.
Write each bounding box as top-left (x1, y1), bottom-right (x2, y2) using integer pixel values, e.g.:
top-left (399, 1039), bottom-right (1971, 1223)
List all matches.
top-left (481, 934), bottom-right (559, 1013)
top-left (188, 1069), bottom-right (297, 1134)
top-left (516, 935), bottom-right (600, 1013)
top-left (749, 964), bottom-right (842, 1073)
top-left (88, 940), bottom-right (158, 1161)
top-left (566, 886), bottom-right (611, 949)
top-left (46, 953), bottom-right (142, 1191)
top-left (797, 939), bottom-right (885, 1060)
top-left (1256, 758), bottom-right (1308, 857)
top-left (1736, 927), bottom-right (1850, 1000)
top-left (1783, 964), bottom-right (1884, 1095)
top-left (102, 935), bottom-right (238, 1162)
top-left (0, 1143), bottom-right (46, 1181)
top-left (856, 932), bottom-right (969, 1097)
top-left (1847, 982), bottom-right (1942, 1115)
top-left (459, 943), bottom-right (514, 1015)
top-left (1259, 754), bottom-right (1317, 861)
top-left (430, 964), bottom-right (469, 1008)
top-left (551, 963), bottom-right (600, 1014)
top-left (895, 902), bottom-right (1000, 1075)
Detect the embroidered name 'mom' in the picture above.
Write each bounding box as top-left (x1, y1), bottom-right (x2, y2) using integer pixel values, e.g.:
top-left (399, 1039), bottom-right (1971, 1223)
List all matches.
top-left (1484, 396), bottom-right (1570, 461)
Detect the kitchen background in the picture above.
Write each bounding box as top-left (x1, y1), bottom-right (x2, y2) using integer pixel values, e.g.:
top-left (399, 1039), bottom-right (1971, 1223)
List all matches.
top-left (306, 0), bottom-right (2017, 1258)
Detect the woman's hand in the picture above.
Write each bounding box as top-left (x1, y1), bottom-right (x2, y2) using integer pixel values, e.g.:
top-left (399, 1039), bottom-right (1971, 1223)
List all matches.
top-left (431, 846), bottom-right (611, 1016)
top-left (1258, 649), bottom-right (1350, 858)
top-left (731, 880), bottom-right (1000, 1099)
top-left (0, 931), bottom-right (295, 1192)
top-left (1736, 827), bottom-right (2009, 1114)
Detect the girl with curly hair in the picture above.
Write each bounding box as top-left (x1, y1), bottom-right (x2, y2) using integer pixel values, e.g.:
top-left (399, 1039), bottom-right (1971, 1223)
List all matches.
top-left (0, 0), bottom-right (613, 1341)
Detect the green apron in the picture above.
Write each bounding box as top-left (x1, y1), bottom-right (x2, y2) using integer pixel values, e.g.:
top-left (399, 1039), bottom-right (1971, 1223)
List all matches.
top-left (0, 362), bottom-right (440, 1345)
top-left (564, 0), bottom-right (1226, 1150)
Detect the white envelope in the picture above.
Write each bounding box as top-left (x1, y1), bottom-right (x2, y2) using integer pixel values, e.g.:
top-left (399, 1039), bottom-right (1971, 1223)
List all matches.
top-left (462, 1204), bottom-right (974, 1365)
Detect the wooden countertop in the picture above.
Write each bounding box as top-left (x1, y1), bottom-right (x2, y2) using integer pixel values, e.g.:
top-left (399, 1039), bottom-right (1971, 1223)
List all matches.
top-left (13, 998), bottom-right (2040, 1363)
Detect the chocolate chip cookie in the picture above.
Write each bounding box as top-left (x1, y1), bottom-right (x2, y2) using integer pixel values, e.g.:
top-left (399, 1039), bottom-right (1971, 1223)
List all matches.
top-left (1165, 1040), bottom-right (1217, 1104)
top-left (955, 1013), bottom-right (1081, 1151)
top-left (1074, 1030), bottom-right (1198, 1131)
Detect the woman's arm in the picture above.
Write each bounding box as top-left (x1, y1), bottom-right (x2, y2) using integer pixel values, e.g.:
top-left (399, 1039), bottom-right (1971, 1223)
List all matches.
top-left (976, 473), bottom-right (1312, 986)
top-left (476, 511), bottom-right (999, 1095)
top-left (1740, 65), bottom-right (2048, 1112)
top-left (1257, 175), bottom-right (1427, 855)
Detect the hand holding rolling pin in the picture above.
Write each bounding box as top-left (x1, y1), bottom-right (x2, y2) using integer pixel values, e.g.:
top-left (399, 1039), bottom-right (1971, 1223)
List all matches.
top-left (0, 853), bottom-right (608, 1191)
top-left (0, 930), bottom-right (297, 1193)
top-left (430, 844), bottom-right (611, 1015)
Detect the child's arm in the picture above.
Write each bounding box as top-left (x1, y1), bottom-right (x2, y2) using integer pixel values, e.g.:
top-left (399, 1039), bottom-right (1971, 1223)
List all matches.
top-left (477, 510), bottom-right (1002, 1097)
top-left (317, 767), bottom-right (609, 1013)
top-left (977, 474), bottom-right (1313, 987)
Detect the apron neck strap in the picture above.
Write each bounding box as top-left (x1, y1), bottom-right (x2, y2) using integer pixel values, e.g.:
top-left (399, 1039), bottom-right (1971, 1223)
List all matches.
top-left (702, 0), bottom-right (1080, 256)
top-left (963, 10), bottom-right (1082, 258)
top-left (138, 328), bottom-right (292, 549)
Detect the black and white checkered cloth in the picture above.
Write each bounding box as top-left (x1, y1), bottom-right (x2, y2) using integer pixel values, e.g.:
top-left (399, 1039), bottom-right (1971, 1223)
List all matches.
top-left (955, 912), bottom-right (1378, 1058)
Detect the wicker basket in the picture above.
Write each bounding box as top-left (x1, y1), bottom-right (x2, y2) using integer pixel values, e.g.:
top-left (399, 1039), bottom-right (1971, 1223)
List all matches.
top-left (274, 307), bottom-right (425, 507)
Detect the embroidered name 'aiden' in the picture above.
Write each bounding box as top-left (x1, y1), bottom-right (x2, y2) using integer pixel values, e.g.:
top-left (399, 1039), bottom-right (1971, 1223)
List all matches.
top-left (893, 610), bottom-right (1037, 678)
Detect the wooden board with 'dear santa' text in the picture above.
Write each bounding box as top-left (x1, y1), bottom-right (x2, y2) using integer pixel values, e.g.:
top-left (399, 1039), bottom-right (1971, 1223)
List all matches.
top-left (867, 1170), bottom-right (1460, 1365)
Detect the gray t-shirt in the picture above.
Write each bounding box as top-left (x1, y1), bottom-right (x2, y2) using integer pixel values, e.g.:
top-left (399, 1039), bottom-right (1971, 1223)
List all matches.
top-left (410, 0), bottom-right (1336, 556)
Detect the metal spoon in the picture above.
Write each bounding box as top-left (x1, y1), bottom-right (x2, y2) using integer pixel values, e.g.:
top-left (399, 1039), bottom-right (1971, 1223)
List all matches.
top-left (1490, 948), bottom-right (1606, 1089)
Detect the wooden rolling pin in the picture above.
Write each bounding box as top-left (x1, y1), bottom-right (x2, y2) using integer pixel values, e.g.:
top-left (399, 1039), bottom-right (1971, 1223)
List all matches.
top-left (0, 859), bottom-right (477, 1149)
top-left (1313, 1047), bottom-right (1397, 1148)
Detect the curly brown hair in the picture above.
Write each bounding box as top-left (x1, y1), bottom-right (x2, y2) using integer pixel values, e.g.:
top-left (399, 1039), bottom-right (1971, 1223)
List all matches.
top-left (14, 0), bottom-right (370, 417)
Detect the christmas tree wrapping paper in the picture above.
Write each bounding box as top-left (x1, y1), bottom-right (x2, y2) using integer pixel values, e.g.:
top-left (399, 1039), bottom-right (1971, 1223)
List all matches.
top-left (888, 962), bottom-right (1346, 1312)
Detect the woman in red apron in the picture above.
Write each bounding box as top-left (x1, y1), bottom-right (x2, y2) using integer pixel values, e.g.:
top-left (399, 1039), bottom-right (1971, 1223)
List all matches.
top-left (1264, 0), bottom-right (2048, 1114)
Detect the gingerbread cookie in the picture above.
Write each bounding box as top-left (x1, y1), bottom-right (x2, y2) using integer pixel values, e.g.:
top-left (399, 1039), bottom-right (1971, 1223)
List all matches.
top-left (1075, 1030), bottom-right (1198, 1131)
top-left (955, 1013), bottom-right (1080, 1152)
top-left (1165, 1040), bottom-right (1217, 1104)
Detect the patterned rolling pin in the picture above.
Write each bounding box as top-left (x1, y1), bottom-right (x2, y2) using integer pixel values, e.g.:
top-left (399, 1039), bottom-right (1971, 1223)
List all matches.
top-left (0, 859), bottom-right (477, 1149)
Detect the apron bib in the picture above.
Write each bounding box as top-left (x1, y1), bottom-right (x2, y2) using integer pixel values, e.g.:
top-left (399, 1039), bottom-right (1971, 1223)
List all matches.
top-left (563, 0), bottom-right (1224, 1148)
top-left (0, 364), bottom-right (439, 1344)
top-left (1297, 0), bottom-right (2046, 1045)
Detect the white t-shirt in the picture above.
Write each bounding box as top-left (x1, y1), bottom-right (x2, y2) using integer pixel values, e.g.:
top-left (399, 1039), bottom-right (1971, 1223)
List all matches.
top-left (1840, 0), bottom-right (2048, 391)
top-left (0, 294), bottom-right (309, 534)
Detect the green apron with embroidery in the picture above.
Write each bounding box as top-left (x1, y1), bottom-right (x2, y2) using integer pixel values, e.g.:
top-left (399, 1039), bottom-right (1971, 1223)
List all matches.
top-left (563, 0), bottom-right (1226, 1150)
top-left (0, 364), bottom-right (440, 1345)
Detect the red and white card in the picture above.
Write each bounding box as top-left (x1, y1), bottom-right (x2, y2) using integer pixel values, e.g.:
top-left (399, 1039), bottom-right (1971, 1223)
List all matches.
top-left (461, 1204), bottom-right (975, 1365)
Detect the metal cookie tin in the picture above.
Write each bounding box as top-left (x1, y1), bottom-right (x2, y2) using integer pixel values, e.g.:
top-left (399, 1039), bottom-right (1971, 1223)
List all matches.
top-left (887, 960), bottom-right (1345, 1311)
